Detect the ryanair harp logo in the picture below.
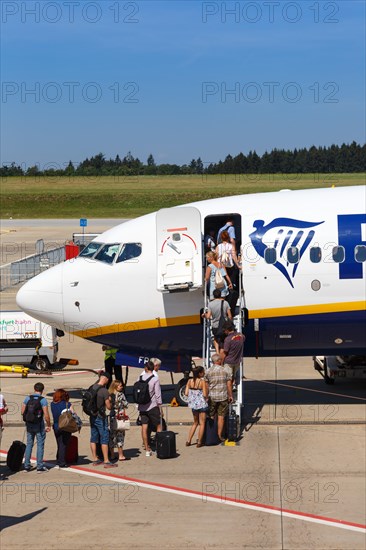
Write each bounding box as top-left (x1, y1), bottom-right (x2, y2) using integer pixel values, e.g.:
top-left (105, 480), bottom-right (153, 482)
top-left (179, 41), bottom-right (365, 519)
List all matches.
top-left (249, 218), bottom-right (324, 288)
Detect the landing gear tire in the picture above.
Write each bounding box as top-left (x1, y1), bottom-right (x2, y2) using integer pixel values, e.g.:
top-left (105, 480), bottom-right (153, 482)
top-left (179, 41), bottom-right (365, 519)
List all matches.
top-left (323, 359), bottom-right (335, 385)
top-left (175, 378), bottom-right (190, 407)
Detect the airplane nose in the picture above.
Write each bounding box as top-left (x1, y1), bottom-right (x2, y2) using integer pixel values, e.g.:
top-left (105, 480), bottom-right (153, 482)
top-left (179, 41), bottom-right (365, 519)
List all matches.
top-left (16, 263), bottom-right (64, 326)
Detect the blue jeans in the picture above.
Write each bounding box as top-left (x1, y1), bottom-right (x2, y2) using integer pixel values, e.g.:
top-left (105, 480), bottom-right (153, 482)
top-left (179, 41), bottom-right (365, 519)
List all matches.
top-left (24, 429), bottom-right (46, 469)
top-left (90, 415), bottom-right (109, 445)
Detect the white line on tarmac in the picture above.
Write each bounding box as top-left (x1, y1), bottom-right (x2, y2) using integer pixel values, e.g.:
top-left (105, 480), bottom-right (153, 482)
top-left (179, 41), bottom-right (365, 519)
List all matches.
top-left (246, 378), bottom-right (366, 402)
top-left (2, 451), bottom-right (364, 534)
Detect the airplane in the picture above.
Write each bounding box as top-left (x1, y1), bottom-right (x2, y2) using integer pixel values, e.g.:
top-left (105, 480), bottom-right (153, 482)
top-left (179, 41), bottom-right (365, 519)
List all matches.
top-left (16, 185), bottom-right (366, 396)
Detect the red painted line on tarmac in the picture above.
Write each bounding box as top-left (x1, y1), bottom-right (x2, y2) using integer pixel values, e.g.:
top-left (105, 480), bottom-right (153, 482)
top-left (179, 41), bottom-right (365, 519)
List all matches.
top-left (45, 459), bottom-right (366, 533)
top-left (1, 450), bottom-right (365, 533)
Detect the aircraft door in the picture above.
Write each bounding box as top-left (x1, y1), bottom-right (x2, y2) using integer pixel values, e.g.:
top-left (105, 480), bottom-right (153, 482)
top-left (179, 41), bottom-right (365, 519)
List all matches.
top-left (156, 207), bottom-right (203, 292)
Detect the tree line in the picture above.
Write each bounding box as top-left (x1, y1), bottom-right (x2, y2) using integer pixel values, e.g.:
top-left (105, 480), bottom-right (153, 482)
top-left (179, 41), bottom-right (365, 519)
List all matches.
top-left (1, 142), bottom-right (365, 177)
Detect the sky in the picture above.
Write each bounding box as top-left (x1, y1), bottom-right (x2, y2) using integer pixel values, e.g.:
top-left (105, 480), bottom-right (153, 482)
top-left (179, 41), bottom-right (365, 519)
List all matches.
top-left (1, 0), bottom-right (365, 169)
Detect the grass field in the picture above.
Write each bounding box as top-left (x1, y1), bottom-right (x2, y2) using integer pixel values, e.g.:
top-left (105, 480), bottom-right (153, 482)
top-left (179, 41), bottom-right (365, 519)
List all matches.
top-left (0, 173), bottom-right (364, 218)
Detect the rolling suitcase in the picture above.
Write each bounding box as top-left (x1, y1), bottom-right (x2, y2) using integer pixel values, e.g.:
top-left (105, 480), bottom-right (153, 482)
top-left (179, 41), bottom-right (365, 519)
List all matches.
top-left (7, 440), bottom-right (26, 472)
top-left (226, 404), bottom-right (240, 442)
top-left (65, 435), bottom-right (79, 464)
top-left (204, 417), bottom-right (221, 446)
top-left (156, 430), bottom-right (176, 459)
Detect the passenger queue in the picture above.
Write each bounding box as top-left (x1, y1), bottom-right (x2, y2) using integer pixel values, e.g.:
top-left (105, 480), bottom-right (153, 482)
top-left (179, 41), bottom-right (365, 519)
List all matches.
top-left (4, 315), bottom-right (244, 472)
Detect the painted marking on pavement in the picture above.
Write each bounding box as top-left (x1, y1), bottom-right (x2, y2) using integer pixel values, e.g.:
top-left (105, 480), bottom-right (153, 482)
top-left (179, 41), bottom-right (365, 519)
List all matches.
top-left (1, 451), bottom-right (363, 534)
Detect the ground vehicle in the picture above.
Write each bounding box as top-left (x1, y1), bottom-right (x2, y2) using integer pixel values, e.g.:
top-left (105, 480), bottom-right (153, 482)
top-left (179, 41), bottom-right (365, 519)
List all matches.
top-left (314, 355), bottom-right (366, 385)
top-left (0, 311), bottom-right (60, 369)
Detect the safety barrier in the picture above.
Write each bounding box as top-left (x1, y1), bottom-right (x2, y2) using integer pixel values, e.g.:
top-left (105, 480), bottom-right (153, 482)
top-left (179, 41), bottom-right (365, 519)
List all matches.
top-left (0, 246), bottom-right (65, 291)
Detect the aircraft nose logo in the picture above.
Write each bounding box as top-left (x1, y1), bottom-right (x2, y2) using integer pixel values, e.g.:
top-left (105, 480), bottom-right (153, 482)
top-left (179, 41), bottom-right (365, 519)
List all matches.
top-left (249, 217), bottom-right (324, 287)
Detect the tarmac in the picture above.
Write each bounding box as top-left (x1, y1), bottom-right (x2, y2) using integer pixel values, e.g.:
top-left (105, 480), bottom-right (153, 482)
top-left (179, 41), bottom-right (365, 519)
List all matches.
top-left (0, 220), bottom-right (365, 549)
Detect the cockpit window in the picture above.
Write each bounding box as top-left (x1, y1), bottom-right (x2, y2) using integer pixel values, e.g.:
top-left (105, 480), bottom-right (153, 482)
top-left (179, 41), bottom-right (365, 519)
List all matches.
top-left (79, 242), bottom-right (103, 258)
top-left (95, 243), bottom-right (120, 264)
top-left (116, 243), bottom-right (142, 263)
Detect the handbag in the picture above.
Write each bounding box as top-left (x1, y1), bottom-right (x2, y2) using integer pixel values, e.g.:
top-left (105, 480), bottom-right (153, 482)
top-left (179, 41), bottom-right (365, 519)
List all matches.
top-left (58, 410), bottom-right (79, 433)
top-left (116, 417), bottom-right (131, 431)
top-left (112, 413), bottom-right (130, 431)
top-left (215, 301), bottom-right (226, 335)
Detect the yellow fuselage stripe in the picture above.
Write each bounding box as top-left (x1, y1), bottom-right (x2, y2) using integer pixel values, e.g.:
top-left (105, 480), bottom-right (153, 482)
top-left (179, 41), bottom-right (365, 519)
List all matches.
top-left (249, 300), bottom-right (366, 319)
top-left (71, 301), bottom-right (365, 338)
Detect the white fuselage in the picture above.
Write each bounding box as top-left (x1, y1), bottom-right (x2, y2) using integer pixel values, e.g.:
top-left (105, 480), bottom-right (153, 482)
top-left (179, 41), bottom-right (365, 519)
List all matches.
top-left (16, 186), bottom-right (366, 363)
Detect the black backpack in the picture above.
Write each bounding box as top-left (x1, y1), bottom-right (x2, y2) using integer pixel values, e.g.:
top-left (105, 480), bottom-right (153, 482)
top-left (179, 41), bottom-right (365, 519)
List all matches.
top-left (133, 375), bottom-right (154, 405)
top-left (82, 385), bottom-right (102, 417)
top-left (23, 395), bottom-right (43, 424)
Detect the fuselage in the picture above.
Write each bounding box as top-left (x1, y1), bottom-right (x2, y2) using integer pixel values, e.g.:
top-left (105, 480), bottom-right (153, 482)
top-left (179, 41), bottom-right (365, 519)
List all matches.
top-left (16, 186), bottom-right (366, 370)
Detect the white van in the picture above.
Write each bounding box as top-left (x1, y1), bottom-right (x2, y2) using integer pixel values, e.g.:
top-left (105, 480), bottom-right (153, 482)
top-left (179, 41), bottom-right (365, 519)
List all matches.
top-left (0, 311), bottom-right (60, 369)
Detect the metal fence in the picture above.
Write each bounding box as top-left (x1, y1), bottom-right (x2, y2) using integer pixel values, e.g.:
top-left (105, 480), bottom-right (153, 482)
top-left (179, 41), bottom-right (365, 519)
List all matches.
top-left (0, 246), bottom-right (65, 291)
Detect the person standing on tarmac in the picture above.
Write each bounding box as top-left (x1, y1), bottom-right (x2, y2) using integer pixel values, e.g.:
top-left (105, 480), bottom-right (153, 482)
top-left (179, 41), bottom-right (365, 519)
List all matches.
top-left (102, 345), bottom-right (121, 388)
top-left (21, 382), bottom-right (51, 473)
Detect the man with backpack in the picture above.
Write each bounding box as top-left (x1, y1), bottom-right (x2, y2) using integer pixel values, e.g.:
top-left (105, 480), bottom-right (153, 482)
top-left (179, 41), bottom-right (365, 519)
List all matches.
top-left (83, 371), bottom-right (117, 468)
top-left (134, 360), bottom-right (163, 456)
top-left (202, 288), bottom-right (233, 354)
top-left (21, 382), bottom-right (51, 473)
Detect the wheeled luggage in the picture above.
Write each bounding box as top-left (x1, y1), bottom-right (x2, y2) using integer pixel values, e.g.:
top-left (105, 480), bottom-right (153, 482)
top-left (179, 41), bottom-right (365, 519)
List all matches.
top-left (7, 440), bottom-right (26, 472)
top-left (65, 435), bottom-right (79, 464)
top-left (156, 430), bottom-right (176, 459)
top-left (204, 417), bottom-right (221, 446)
top-left (226, 404), bottom-right (240, 442)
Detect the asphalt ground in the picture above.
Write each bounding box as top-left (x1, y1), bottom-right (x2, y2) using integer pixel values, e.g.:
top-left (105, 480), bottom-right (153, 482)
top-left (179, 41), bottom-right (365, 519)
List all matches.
top-left (0, 220), bottom-right (365, 549)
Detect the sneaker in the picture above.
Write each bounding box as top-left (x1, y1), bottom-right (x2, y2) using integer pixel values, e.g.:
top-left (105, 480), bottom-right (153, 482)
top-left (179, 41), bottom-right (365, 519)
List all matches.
top-left (23, 467), bottom-right (32, 472)
top-left (36, 466), bottom-right (49, 473)
top-left (145, 451), bottom-right (153, 457)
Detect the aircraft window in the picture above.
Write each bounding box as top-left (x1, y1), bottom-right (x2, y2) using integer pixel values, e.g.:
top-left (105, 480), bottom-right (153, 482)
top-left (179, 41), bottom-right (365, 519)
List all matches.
top-left (310, 246), bottom-right (322, 263)
top-left (116, 243), bottom-right (142, 263)
top-left (264, 247), bottom-right (277, 264)
top-left (78, 242), bottom-right (102, 258)
top-left (94, 243), bottom-right (120, 264)
top-left (287, 246), bottom-right (299, 264)
top-left (355, 245), bottom-right (366, 262)
top-left (332, 246), bottom-right (345, 263)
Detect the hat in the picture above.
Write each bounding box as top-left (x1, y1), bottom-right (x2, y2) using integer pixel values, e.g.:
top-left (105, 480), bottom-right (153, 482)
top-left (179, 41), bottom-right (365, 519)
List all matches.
top-left (99, 370), bottom-right (111, 381)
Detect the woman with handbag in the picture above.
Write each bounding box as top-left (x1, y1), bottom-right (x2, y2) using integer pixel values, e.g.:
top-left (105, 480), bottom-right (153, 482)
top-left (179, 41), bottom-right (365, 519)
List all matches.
top-left (184, 366), bottom-right (209, 448)
top-left (51, 389), bottom-right (76, 468)
top-left (205, 251), bottom-right (233, 300)
top-left (109, 380), bottom-right (129, 461)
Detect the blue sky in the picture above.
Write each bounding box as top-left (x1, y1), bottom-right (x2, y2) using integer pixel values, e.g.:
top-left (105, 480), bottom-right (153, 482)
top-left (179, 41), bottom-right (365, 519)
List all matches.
top-left (1, 0), bottom-right (365, 168)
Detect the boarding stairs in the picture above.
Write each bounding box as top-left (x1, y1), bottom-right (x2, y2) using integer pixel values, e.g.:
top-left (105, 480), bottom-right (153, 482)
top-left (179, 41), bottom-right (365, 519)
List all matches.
top-left (202, 266), bottom-right (246, 424)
